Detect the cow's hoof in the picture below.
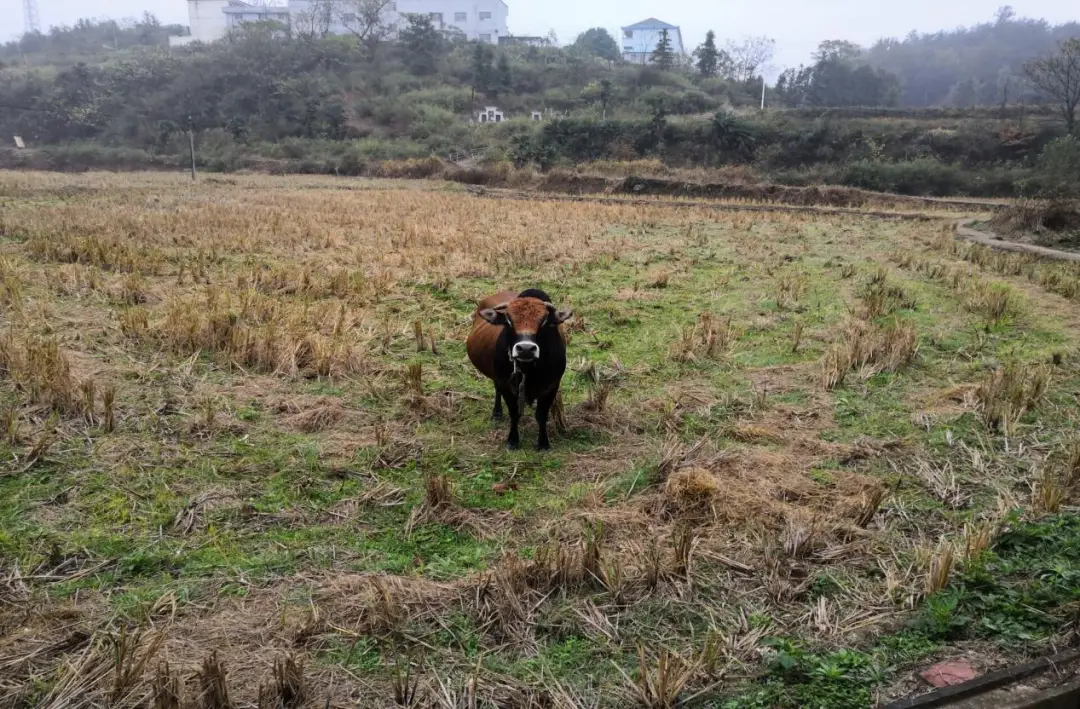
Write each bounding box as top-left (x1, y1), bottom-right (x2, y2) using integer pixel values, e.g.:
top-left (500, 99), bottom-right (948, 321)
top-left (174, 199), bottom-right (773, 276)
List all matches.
top-left (506, 439), bottom-right (520, 450)
top-left (492, 411), bottom-right (504, 422)
top-left (535, 440), bottom-right (551, 452)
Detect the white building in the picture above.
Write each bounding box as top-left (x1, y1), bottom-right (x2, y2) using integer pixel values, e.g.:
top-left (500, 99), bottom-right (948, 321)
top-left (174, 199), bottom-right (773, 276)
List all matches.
top-left (224, 1), bottom-right (290, 32)
top-left (620, 17), bottom-right (685, 65)
top-left (170, 0), bottom-right (508, 46)
top-left (398, 0), bottom-right (508, 44)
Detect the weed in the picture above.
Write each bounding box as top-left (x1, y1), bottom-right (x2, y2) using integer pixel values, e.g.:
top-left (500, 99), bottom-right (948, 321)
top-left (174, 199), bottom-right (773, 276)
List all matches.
top-left (925, 543), bottom-right (955, 596)
top-left (617, 646), bottom-right (696, 709)
top-left (791, 320), bottom-right (804, 354)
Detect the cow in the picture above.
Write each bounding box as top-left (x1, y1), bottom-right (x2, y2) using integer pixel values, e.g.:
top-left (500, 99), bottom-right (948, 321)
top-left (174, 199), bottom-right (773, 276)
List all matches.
top-left (466, 289), bottom-right (573, 450)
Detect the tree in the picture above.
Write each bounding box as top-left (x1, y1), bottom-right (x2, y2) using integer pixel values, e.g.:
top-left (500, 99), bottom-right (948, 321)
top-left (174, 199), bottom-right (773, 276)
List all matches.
top-left (496, 53), bottom-right (513, 97)
top-left (813, 39), bottom-right (860, 63)
top-left (862, 9), bottom-right (1079, 108)
top-left (399, 14), bottom-right (442, 75)
top-left (695, 30), bottom-right (721, 77)
top-left (599, 78), bottom-right (613, 119)
top-left (292, 0), bottom-right (334, 39)
top-left (775, 40), bottom-right (898, 108)
top-left (1024, 39), bottom-right (1080, 134)
top-left (726, 36), bottom-right (775, 83)
top-left (573, 28), bottom-right (620, 62)
top-left (651, 29), bottom-right (675, 70)
top-left (1035, 136), bottom-right (1080, 196)
top-left (470, 42), bottom-right (495, 100)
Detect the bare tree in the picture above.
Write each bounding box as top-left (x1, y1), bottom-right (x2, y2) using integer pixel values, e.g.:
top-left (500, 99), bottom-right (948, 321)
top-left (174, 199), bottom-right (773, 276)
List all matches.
top-left (292, 0), bottom-right (335, 39)
top-left (292, 0), bottom-right (397, 44)
top-left (725, 36), bottom-right (776, 83)
top-left (335, 0), bottom-right (399, 45)
top-left (1024, 38), bottom-right (1080, 134)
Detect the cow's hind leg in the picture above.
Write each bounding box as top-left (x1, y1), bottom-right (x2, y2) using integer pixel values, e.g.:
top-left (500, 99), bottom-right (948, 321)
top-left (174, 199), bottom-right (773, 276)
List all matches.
top-left (492, 389), bottom-right (504, 421)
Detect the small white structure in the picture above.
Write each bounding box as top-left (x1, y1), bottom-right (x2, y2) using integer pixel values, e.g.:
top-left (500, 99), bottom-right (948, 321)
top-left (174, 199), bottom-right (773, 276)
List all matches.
top-left (13, 136), bottom-right (25, 149)
top-left (530, 111), bottom-right (542, 121)
top-left (477, 106), bottom-right (504, 123)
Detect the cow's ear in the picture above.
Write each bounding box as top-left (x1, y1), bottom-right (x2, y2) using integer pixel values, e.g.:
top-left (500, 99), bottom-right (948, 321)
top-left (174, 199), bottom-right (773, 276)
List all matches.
top-left (479, 308), bottom-right (508, 326)
top-left (546, 303), bottom-right (573, 324)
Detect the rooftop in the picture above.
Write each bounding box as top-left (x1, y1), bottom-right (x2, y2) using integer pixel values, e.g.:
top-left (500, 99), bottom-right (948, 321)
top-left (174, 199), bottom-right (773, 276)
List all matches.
top-left (622, 18), bottom-right (679, 31)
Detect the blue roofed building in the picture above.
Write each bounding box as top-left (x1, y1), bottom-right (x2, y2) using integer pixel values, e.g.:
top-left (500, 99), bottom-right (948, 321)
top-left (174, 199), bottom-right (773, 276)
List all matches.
top-left (620, 17), bottom-right (685, 65)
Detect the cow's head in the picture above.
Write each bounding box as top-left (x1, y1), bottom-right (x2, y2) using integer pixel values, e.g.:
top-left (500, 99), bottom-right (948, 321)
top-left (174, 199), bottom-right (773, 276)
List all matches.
top-left (479, 296), bottom-right (572, 364)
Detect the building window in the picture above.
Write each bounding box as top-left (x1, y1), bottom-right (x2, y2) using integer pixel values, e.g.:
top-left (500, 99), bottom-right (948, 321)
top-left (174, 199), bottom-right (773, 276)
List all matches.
top-left (479, 33), bottom-right (491, 42)
top-left (623, 45), bottom-right (634, 52)
top-left (429, 12), bottom-right (443, 23)
top-left (624, 29), bottom-right (633, 39)
top-left (454, 11), bottom-right (467, 21)
top-left (342, 12), bottom-right (356, 22)
top-left (479, 11), bottom-right (492, 20)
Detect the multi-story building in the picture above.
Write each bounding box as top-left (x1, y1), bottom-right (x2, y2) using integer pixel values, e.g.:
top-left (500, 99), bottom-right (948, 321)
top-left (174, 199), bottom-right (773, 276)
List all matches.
top-left (169, 0), bottom-right (509, 46)
top-left (398, 0), bottom-right (508, 44)
top-left (620, 17), bottom-right (685, 65)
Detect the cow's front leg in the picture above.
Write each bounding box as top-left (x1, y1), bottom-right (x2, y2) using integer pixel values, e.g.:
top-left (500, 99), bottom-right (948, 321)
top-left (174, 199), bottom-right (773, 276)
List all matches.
top-left (503, 388), bottom-right (521, 449)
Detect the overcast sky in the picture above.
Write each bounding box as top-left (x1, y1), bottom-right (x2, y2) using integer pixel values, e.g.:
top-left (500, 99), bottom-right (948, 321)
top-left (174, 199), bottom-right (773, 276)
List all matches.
top-left (2, 0), bottom-right (1077, 69)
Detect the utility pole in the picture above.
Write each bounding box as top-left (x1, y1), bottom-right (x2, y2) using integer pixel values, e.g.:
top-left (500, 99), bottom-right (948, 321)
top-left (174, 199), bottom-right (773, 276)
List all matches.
top-left (23, 0), bottom-right (41, 34)
top-left (188, 117), bottom-right (197, 181)
top-left (761, 77), bottom-right (767, 111)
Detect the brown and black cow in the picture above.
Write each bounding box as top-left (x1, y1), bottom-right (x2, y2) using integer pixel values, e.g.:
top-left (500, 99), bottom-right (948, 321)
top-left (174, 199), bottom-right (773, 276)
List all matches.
top-left (466, 289), bottom-right (573, 450)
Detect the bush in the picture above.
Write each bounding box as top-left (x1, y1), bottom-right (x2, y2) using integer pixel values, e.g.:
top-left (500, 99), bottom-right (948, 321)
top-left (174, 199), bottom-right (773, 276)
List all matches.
top-left (1036, 136), bottom-right (1080, 197)
top-left (637, 88), bottom-right (719, 115)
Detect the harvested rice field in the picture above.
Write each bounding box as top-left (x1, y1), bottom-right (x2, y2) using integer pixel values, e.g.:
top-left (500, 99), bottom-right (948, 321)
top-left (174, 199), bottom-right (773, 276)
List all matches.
top-left (2, 171), bottom-right (1080, 708)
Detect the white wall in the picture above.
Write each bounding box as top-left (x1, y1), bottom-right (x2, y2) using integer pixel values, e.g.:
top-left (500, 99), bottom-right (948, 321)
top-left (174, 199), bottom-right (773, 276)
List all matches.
top-left (225, 9), bottom-right (290, 32)
top-left (397, 0), bottom-right (508, 43)
top-left (188, 0), bottom-right (230, 43)
top-left (620, 26), bottom-right (684, 63)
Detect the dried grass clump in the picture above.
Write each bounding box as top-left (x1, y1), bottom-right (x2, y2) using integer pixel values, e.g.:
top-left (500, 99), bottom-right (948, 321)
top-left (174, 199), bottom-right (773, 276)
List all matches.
top-left (857, 277), bottom-right (916, 320)
top-left (820, 319), bottom-right (920, 390)
top-left (1066, 440), bottom-right (1080, 488)
top-left (616, 646), bottom-right (697, 709)
top-left (0, 256), bottom-right (22, 310)
top-left (976, 362), bottom-right (1051, 435)
top-left (196, 651), bottom-right (233, 709)
top-left (663, 468), bottom-right (721, 523)
top-left (405, 475), bottom-right (491, 539)
top-left (964, 281), bottom-right (1017, 326)
top-left (0, 332), bottom-right (81, 414)
top-left (775, 271), bottom-right (807, 310)
top-left (1032, 470), bottom-right (1067, 514)
top-left (257, 655), bottom-right (306, 709)
top-left (152, 289), bottom-right (366, 378)
top-left (282, 401), bottom-right (347, 433)
top-left (669, 313), bottom-right (735, 363)
top-left (925, 543), bottom-right (955, 596)
top-left (962, 522), bottom-right (995, 563)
